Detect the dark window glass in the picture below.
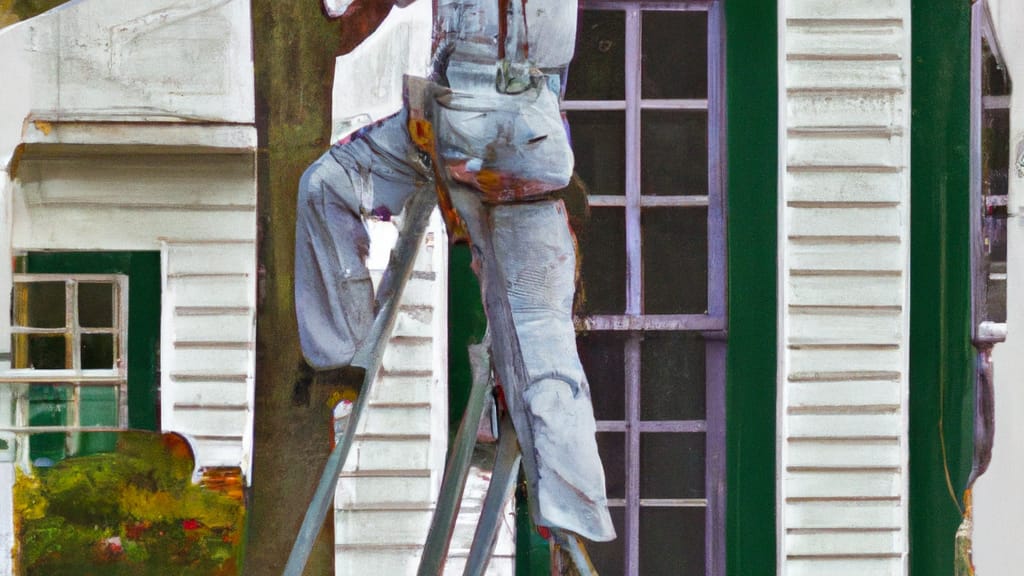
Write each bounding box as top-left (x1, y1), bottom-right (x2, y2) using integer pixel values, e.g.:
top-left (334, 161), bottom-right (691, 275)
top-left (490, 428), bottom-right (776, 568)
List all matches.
top-left (78, 282), bottom-right (114, 328)
top-left (588, 506), bottom-right (626, 575)
top-left (597, 432), bottom-right (626, 500)
top-left (642, 208), bottom-right (708, 314)
top-left (567, 10), bottom-right (626, 101)
top-left (16, 282), bottom-right (65, 329)
top-left (640, 433), bottom-right (706, 499)
top-left (81, 334), bottom-right (115, 370)
top-left (642, 11), bottom-right (708, 99)
top-left (639, 507), bottom-right (706, 575)
top-left (17, 335), bottom-right (69, 370)
top-left (641, 332), bottom-right (706, 420)
top-left (569, 111), bottom-right (626, 196)
top-left (642, 110), bottom-right (708, 196)
top-left (983, 39), bottom-right (1011, 97)
top-left (579, 332), bottom-right (626, 420)
top-left (578, 207), bottom-right (627, 315)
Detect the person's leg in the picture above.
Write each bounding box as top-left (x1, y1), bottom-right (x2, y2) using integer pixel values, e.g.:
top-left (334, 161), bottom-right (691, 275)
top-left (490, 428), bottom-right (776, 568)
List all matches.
top-left (488, 200), bottom-right (616, 543)
top-left (295, 111), bottom-right (427, 369)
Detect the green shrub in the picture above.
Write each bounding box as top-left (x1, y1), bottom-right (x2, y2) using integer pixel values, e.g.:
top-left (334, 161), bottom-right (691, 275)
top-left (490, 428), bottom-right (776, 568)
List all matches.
top-left (13, 432), bottom-right (245, 575)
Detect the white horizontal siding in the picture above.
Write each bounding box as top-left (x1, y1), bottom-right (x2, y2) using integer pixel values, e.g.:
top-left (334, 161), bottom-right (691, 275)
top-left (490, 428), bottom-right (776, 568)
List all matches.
top-left (786, 557), bottom-right (904, 576)
top-left (786, 470), bottom-right (903, 498)
top-left (162, 239), bottom-right (256, 476)
top-left (334, 214), bottom-right (512, 575)
top-left (786, 0), bottom-right (905, 19)
top-left (10, 151), bottom-right (257, 477)
top-left (788, 92), bottom-right (907, 128)
top-left (12, 155), bottom-right (256, 251)
top-left (780, 2), bottom-right (910, 574)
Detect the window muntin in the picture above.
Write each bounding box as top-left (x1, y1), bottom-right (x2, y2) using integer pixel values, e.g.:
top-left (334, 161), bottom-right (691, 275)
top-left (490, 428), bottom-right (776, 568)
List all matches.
top-left (3, 274), bottom-right (128, 459)
top-left (569, 1), bottom-right (725, 574)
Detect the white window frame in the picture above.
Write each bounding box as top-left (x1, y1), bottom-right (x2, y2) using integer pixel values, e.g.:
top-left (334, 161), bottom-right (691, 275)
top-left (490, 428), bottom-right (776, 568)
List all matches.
top-left (0, 274), bottom-right (129, 439)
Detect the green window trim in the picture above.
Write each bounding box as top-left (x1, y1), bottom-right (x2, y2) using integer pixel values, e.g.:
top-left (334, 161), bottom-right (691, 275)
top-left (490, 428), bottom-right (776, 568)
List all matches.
top-left (724, 0), bottom-right (779, 574)
top-left (909, 2), bottom-right (975, 574)
top-left (22, 252), bottom-right (162, 435)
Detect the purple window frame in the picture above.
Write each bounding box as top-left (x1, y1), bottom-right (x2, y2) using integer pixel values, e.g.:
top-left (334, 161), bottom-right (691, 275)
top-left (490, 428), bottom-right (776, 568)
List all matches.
top-left (970, 0), bottom-right (1010, 339)
top-left (569, 1), bottom-right (726, 574)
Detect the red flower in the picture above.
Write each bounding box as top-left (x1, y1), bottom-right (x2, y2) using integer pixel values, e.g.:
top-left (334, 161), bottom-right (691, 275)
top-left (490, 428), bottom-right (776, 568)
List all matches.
top-left (182, 519), bottom-right (201, 531)
top-left (125, 521), bottom-right (150, 539)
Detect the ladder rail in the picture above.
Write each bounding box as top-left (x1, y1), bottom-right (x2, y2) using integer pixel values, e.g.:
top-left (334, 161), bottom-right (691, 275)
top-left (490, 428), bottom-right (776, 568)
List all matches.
top-left (417, 339), bottom-right (494, 575)
top-left (283, 191), bottom-right (438, 576)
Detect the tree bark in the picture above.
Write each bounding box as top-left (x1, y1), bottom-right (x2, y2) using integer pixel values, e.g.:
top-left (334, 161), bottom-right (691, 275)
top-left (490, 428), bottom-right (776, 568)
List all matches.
top-left (248, 3), bottom-right (348, 575)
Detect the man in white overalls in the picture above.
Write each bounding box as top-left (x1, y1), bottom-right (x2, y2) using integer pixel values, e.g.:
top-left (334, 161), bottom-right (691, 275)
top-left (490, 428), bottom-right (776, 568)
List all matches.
top-left (296, 0), bottom-right (616, 550)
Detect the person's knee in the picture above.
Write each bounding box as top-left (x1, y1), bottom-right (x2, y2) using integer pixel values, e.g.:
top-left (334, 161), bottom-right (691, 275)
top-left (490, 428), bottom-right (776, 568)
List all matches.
top-left (298, 159), bottom-right (326, 212)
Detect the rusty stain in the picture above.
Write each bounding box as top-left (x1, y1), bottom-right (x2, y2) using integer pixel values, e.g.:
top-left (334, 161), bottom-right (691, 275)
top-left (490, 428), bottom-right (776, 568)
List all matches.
top-left (32, 120), bottom-right (52, 136)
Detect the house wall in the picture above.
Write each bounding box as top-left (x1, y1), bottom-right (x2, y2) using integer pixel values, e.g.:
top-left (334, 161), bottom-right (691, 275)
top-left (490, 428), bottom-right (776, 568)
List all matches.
top-left (778, 1), bottom-right (912, 574)
top-left (972, 0), bottom-right (1024, 572)
top-left (0, 0), bottom-right (257, 476)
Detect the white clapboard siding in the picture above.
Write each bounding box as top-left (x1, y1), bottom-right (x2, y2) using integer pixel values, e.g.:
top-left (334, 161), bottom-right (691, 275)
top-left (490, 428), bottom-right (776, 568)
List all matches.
top-left (12, 155), bottom-right (257, 251)
top-left (780, 3), bottom-right (910, 574)
top-left (10, 150), bottom-right (257, 477)
top-left (161, 238), bottom-right (256, 476)
top-left (334, 214), bottom-right (513, 575)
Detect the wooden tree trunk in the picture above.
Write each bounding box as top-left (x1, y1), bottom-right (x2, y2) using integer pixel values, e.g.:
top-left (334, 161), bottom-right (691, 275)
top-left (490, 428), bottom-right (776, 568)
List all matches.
top-left (248, 4), bottom-right (345, 575)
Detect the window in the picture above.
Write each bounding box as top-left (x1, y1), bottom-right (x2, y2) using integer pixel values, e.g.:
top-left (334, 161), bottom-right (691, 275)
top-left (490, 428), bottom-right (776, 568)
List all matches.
top-left (568, 1), bottom-right (725, 574)
top-left (3, 274), bottom-right (128, 462)
top-left (971, 0), bottom-right (1011, 338)
top-left (968, 0), bottom-right (1011, 486)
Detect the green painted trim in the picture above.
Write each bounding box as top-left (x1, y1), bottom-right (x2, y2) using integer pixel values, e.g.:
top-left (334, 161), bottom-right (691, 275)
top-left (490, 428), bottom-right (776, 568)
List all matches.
top-left (724, 0), bottom-right (778, 574)
top-left (909, 3), bottom-right (975, 574)
top-left (448, 244), bottom-right (487, 440)
top-left (25, 252), bottom-right (162, 432)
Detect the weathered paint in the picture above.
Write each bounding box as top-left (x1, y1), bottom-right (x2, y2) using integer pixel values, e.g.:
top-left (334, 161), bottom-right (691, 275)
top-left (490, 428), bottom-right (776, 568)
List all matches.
top-left (248, 0), bottom-right (345, 571)
top-left (909, 2), bottom-right (975, 576)
top-left (725, 0), bottom-right (778, 575)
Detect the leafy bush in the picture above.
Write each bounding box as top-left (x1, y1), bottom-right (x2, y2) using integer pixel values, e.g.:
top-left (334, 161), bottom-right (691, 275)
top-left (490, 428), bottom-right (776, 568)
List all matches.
top-left (13, 432), bottom-right (245, 575)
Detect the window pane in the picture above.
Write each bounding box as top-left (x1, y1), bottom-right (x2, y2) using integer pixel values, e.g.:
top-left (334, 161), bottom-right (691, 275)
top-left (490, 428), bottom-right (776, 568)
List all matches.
top-left (80, 386), bottom-right (118, 428)
top-left (578, 332), bottom-right (626, 420)
top-left (81, 334), bottom-right (116, 370)
top-left (15, 281), bottom-right (66, 329)
top-left (640, 433), bottom-right (706, 499)
top-left (641, 332), bottom-right (706, 420)
top-left (642, 11), bottom-right (708, 99)
top-left (983, 106), bottom-right (1010, 324)
top-left (566, 10), bottom-right (626, 101)
top-left (29, 383), bottom-right (71, 462)
top-left (78, 282), bottom-right (114, 328)
top-left (597, 432), bottom-right (626, 500)
top-left (640, 507), bottom-right (705, 575)
top-left (14, 335), bottom-right (69, 370)
top-left (983, 39), bottom-right (1011, 97)
top-left (642, 208), bottom-right (708, 314)
top-left (578, 207), bottom-right (627, 315)
top-left (641, 110), bottom-right (708, 196)
top-left (568, 111), bottom-right (626, 196)
top-left (29, 384), bottom-right (71, 427)
top-left (588, 506), bottom-right (625, 575)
